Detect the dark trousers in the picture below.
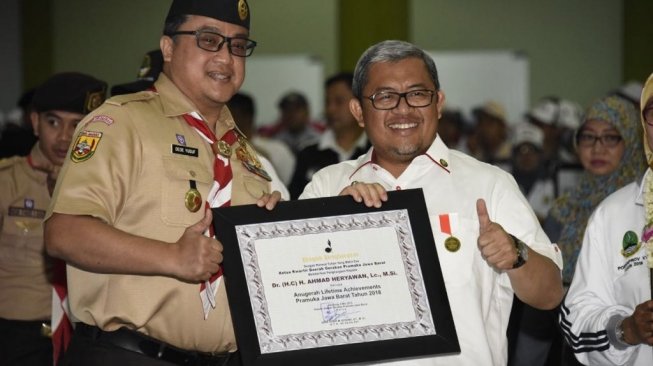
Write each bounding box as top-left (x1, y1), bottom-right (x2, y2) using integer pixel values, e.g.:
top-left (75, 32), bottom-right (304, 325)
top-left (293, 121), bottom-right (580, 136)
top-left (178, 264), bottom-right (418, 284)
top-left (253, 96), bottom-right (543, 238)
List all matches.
top-left (61, 323), bottom-right (240, 366)
top-left (0, 318), bottom-right (53, 366)
top-left (507, 298), bottom-right (583, 366)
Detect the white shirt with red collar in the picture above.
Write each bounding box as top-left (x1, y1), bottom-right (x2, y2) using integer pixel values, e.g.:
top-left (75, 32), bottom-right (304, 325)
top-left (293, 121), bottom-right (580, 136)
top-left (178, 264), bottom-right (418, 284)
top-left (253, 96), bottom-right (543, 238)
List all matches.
top-left (299, 136), bottom-right (562, 366)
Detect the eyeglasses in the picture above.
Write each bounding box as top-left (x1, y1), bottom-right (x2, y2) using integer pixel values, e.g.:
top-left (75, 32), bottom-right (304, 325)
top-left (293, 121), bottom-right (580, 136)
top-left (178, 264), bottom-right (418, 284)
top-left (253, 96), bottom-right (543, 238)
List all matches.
top-left (167, 30), bottom-right (257, 57)
top-left (576, 132), bottom-right (623, 148)
top-left (365, 89), bottom-right (435, 110)
top-left (643, 105), bottom-right (653, 125)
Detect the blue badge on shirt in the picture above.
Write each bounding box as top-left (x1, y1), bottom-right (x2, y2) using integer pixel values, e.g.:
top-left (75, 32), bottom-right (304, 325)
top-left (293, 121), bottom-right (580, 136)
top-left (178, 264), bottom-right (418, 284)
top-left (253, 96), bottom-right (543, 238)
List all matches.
top-left (176, 134), bottom-right (186, 146)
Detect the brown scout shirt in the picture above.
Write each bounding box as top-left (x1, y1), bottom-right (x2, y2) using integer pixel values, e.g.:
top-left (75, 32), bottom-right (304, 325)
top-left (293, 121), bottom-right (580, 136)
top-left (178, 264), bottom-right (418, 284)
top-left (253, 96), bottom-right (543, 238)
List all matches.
top-left (46, 74), bottom-right (285, 353)
top-left (0, 145), bottom-right (53, 320)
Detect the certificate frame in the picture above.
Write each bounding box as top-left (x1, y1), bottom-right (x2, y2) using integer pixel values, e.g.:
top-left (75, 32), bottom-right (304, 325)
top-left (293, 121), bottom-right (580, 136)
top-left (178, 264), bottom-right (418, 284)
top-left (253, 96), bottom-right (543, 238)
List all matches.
top-left (212, 188), bottom-right (459, 366)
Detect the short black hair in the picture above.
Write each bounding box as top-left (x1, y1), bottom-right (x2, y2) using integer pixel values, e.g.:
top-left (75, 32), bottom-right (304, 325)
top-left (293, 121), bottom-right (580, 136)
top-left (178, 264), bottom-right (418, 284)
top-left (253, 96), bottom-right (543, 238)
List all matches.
top-left (325, 72), bottom-right (353, 90)
top-left (228, 92), bottom-right (255, 118)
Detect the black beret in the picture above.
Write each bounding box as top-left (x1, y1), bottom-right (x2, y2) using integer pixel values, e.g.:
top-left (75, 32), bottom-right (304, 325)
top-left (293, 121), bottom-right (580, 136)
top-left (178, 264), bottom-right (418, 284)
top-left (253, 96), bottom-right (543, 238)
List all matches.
top-left (166, 0), bottom-right (250, 30)
top-left (32, 72), bottom-right (107, 115)
top-left (111, 49), bottom-right (164, 96)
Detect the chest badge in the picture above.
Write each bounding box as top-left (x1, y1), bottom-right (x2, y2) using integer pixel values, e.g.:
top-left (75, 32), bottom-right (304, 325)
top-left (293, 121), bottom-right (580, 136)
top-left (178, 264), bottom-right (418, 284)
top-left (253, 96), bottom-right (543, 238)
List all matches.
top-left (438, 213), bottom-right (460, 252)
top-left (621, 230), bottom-right (641, 258)
top-left (444, 236), bottom-right (461, 252)
top-left (184, 180), bottom-right (203, 213)
top-left (185, 189), bottom-right (202, 212)
top-left (236, 136), bottom-right (272, 181)
top-left (176, 134), bottom-right (187, 146)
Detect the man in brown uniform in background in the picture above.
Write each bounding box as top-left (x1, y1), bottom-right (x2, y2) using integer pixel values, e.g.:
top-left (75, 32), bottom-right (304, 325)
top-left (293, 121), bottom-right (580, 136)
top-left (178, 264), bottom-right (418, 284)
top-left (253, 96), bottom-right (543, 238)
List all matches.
top-left (0, 72), bottom-right (106, 365)
top-left (44, 0), bottom-right (286, 365)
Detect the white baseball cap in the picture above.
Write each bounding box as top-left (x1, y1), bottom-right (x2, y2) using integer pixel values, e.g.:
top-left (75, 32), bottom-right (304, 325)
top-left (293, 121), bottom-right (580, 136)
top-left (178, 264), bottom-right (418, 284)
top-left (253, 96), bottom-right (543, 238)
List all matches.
top-left (512, 122), bottom-right (543, 149)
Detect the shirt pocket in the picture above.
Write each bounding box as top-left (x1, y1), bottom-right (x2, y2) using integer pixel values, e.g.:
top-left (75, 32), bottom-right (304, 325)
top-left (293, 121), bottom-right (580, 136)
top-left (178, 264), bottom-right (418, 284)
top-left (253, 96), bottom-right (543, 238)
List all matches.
top-left (242, 175), bottom-right (270, 199)
top-left (429, 213), bottom-right (478, 287)
top-left (0, 216), bottom-right (44, 266)
top-left (160, 156), bottom-right (213, 226)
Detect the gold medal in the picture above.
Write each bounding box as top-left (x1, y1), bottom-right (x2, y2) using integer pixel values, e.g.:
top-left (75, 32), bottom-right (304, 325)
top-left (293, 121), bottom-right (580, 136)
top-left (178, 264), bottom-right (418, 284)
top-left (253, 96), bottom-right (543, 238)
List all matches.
top-left (216, 140), bottom-right (232, 157)
top-left (184, 188), bottom-right (202, 212)
top-left (444, 236), bottom-right (461, 252)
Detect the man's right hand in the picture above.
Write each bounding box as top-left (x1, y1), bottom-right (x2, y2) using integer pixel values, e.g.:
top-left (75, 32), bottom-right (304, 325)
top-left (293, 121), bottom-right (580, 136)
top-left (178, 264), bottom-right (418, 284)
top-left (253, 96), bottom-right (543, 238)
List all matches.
top-left (339, 182), bottom-right (387, 208)
top-left (173, 209), bottom-right (223, 283)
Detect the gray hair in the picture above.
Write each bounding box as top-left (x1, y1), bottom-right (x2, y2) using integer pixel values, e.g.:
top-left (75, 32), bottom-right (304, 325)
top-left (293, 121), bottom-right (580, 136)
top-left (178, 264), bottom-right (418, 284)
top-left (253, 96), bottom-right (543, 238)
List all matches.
top-left (352, 40), bottom-right (440, 99)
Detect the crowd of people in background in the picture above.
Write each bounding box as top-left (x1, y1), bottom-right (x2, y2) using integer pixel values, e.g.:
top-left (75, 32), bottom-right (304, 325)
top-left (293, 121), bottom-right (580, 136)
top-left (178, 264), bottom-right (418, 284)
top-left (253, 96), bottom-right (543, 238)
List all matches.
top-left (1, 1), bottom-right (652, 365)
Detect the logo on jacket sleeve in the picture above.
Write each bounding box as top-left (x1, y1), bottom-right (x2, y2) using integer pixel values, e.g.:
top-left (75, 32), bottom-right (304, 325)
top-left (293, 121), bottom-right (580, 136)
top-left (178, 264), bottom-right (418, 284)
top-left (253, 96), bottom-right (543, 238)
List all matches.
top-left (71, 130), bottom-right (102, 162)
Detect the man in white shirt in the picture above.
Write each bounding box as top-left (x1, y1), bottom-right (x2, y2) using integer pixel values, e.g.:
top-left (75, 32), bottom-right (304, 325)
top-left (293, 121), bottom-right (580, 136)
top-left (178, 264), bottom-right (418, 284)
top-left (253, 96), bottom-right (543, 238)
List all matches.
top-left (299, 40), bottom-right (564, 365)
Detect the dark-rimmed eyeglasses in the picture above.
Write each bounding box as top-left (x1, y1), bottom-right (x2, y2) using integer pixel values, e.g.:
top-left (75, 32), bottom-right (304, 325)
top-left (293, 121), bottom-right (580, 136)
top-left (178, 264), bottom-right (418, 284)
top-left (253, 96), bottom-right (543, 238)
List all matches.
top-left (365, 89), bottom-right (435, 110)
top-left (576, 132), bottom-right (623, 148)
top-left (167, 30), bottom-right (257, 57)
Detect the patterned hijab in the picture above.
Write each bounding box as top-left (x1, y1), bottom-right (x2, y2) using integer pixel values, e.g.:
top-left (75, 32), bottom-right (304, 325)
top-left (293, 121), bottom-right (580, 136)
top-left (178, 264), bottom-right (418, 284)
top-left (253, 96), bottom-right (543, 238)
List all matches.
top-left (641, 73), bottom-right (653, 167)
top-left (549, 95), bottom-right (646, 284)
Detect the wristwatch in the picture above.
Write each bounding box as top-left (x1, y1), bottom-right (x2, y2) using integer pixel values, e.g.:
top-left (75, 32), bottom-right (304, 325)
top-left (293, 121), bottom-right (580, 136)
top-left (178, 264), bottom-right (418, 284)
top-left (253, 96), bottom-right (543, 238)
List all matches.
top-left (616, 318), bottom-right (630, 345)
top-left (509, 234), bottom-right (528, 269)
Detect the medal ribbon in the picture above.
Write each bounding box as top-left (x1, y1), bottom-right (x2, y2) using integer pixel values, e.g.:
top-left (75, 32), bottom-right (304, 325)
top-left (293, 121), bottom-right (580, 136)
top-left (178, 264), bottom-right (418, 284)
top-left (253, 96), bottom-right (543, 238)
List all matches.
top-left (438, 214), bottom-right (452, 236)
top-left (182, 112), bottom-right (237, 318)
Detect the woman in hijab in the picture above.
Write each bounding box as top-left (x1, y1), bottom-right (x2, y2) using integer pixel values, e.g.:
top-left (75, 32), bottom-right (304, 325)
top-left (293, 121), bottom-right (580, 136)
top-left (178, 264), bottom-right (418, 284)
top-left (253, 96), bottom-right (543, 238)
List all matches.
top-left (560, 74), bottom-right (653, 365)
top-left (548, 94), bottom-right (647, 285)
top-left (510, 93), bottom-right (647, 366)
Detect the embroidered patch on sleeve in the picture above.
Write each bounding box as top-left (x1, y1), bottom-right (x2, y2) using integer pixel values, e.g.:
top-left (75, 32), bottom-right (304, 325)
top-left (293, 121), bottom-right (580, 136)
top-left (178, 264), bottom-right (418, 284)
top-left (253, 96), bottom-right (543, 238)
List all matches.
top-left (71, 131), bottom-right (102, 163)
top-left (88, 115), bottom-right (114, 126)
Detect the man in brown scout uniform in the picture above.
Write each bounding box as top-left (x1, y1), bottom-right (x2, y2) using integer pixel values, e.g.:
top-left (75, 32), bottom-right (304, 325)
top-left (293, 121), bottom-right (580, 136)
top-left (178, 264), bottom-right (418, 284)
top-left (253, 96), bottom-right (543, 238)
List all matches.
top-left (0, 72), bottom-right (107, 365)
top-left (44, 0), bottom-right (287, 365)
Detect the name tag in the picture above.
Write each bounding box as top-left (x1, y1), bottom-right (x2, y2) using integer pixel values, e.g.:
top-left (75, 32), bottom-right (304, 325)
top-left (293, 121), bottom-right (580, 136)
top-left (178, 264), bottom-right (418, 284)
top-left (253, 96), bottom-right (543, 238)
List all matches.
top-left (8, 206), bottom-right (45, 219)
top-left (172, 144), bottom-right (199, 157)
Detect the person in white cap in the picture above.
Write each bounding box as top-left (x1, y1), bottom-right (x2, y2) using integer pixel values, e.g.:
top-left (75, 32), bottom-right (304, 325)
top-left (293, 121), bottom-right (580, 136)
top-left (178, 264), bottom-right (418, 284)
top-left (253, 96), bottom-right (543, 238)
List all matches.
top-left (509, 122), bottom-right (555, 222)
top-left (467, 100), bottom-right (512, 167)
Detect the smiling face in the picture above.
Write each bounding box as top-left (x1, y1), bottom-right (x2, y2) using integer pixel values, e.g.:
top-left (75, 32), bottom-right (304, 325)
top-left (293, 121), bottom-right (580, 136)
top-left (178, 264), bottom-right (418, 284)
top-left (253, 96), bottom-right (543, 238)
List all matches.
top-left (350, 57), bottom-right (444, 176)
top-left (31, 110), bottom-right (84, 166)
top-left (576, 119), bottom-right (626, 176)
top-left (161, 15), bottom-right (247, 118)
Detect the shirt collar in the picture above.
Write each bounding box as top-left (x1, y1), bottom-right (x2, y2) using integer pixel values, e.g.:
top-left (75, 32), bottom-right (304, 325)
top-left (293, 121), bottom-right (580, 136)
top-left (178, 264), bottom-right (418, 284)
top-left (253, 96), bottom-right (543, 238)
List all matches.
top-left (154, 73), bottom-right (236, 135)
top-left (635, 168), bottom-right (651, 206)
top-left (349, 135), bottom-right (450, 178)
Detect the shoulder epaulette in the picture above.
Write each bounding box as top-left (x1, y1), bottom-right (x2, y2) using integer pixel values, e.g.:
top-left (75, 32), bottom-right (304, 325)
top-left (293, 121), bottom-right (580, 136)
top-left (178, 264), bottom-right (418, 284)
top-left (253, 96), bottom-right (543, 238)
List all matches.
top-left (106, 91), bottom-right (157, 106)
top-left (0, 156), bottom-right (21, 170)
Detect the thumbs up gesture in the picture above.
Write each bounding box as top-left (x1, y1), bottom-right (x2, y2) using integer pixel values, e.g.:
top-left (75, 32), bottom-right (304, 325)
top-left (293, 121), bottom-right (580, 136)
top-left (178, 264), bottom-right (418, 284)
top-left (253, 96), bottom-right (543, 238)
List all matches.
top-left (172, 209), bottom-right (224, 283)
top-left (476, 199), bottom-right (519, 271)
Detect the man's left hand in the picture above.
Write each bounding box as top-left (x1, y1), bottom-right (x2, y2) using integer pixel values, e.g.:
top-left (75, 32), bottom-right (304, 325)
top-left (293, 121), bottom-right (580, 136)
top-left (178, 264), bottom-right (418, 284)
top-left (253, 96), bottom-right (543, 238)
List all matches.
top-left (476, 198), bottom-right (519, 271)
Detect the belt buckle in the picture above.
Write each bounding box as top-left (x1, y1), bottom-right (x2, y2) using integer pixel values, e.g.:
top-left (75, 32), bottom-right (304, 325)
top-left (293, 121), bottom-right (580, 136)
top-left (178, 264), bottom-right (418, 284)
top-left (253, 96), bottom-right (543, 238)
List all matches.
top-left (41, 322), bottom-right (52, 338)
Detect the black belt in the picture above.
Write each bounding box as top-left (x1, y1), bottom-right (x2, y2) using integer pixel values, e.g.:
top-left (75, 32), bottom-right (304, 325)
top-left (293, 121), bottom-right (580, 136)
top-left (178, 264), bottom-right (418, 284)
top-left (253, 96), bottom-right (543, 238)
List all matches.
top-left (0, 317), bottom-right (52, 337)
top-left (76, 323), bottom-right (239, 366)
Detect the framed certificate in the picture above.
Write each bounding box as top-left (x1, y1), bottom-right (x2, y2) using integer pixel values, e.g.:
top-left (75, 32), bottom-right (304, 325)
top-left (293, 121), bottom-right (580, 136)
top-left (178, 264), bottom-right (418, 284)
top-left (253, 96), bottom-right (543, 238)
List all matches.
top-left (212, 188), bottom-right (459, 365)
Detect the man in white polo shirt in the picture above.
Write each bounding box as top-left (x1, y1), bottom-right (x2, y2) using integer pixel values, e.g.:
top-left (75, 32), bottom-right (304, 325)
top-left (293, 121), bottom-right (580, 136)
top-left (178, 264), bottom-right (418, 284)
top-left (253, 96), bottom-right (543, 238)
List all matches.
top-left (299, 40), bottom-right (564, 365)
